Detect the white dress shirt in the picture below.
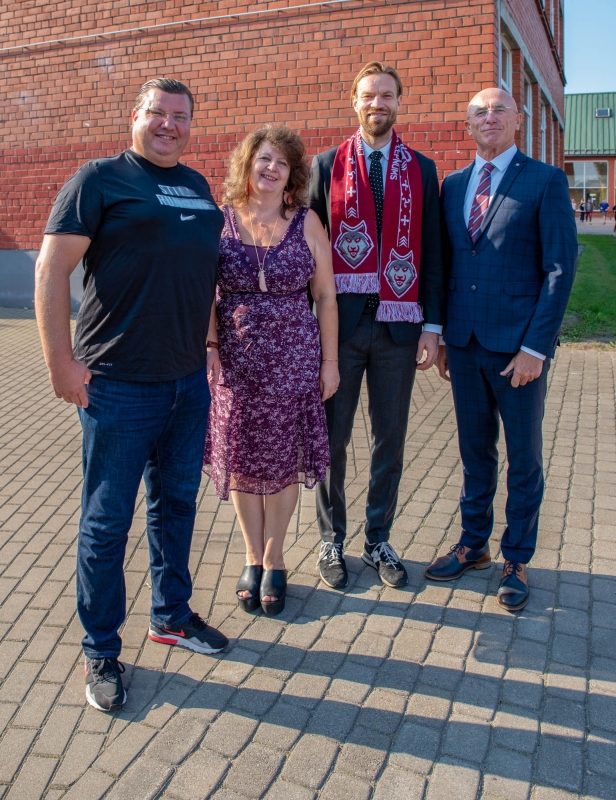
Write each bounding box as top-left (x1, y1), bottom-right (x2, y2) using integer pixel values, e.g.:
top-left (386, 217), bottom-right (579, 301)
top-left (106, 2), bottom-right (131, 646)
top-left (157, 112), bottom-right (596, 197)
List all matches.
top-left (457, 144), bottom-right (545, 361)
top-left (362, 137), bottom-right (442, 335)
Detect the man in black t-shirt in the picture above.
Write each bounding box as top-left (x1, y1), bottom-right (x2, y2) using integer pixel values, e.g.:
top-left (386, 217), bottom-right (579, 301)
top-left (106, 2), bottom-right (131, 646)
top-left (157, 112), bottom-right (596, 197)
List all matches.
top-left (35, 78), bottom-right (227, 713)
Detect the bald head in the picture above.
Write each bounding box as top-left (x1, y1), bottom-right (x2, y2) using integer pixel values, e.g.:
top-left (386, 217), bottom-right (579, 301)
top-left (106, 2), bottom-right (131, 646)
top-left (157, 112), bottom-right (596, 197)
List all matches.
top-left (466, 87), bottom-right (522, 160)
top-left (468, 87), bottom-right (518, 118)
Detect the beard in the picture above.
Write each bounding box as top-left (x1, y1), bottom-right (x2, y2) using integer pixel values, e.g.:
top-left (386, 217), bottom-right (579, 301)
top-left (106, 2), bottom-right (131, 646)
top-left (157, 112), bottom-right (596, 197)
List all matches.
top-left (358, 106), bottom-right (397, 137)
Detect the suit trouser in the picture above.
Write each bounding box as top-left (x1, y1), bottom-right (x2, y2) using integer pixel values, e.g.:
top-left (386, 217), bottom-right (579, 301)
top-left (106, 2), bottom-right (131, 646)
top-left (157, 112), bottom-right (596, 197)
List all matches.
top-left (447, 336), bottom-right (550, 564)
top-left (316, 308), bottom-right (417, 545)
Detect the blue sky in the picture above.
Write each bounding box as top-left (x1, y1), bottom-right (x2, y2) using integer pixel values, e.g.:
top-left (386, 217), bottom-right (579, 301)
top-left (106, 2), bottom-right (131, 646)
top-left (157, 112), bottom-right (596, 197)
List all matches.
top-left (565, 0), bottom-right (616, 94)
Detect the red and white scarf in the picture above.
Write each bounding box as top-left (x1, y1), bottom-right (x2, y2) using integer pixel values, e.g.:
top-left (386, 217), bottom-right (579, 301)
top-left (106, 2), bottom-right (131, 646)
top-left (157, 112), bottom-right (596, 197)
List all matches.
top-left (330, 129), bottom-right (423, 323)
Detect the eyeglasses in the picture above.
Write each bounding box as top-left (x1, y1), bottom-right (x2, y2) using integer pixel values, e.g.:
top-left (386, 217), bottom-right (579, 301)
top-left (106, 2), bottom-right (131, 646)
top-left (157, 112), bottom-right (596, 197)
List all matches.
top-left (469, 105), bottom-right (513, 119)
top-left (143, 107), bottom-right (191, 125)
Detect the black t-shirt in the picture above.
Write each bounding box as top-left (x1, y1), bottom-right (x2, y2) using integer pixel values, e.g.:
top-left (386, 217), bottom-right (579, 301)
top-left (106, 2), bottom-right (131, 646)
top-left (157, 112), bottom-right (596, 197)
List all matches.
top-left (45, 149), bottom-right (224, 381)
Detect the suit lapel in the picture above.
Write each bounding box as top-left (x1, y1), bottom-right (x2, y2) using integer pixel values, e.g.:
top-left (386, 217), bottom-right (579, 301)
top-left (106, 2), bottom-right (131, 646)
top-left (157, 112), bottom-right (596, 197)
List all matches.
top-left (476, 150), bottom-right (527, 241)
top-left (455, 163), bottom-right (475, 239)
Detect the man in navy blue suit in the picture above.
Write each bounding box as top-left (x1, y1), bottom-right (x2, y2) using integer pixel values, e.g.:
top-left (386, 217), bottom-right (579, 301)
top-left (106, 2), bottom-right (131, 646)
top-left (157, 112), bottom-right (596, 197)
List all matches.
top-left (425, 87), bottom-right (578, 611)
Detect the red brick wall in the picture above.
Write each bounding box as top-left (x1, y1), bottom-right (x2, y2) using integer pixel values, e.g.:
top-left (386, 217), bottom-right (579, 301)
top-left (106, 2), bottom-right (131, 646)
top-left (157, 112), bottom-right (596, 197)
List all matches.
top-left (0, 0), bottom-right (561, 251)
top-left (502, 0), bottom-right (563, 119)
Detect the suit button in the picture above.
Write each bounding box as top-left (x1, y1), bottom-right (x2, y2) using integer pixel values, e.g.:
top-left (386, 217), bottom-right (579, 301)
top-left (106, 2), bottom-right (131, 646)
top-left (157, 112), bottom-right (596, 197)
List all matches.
top-left (470, 284), bottom-right (477, 291)
top-left (470, 250), bottom-right (476, 256)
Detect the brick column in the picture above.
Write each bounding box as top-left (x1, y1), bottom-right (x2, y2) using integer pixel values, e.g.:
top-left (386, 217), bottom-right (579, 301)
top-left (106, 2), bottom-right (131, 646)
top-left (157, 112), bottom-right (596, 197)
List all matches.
top-left (511, 49), bottom-right (525, 152)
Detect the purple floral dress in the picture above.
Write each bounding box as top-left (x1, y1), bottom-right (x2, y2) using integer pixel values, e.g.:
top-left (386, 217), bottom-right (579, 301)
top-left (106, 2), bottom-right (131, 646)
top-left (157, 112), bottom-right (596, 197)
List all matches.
top-left (203, 205), bottom-right (330, 500)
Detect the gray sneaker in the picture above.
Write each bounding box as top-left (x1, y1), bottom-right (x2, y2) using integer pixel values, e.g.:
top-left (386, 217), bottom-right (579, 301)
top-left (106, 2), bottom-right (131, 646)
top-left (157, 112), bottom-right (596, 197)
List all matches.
top-left (362, 542), bottom-right (408, 588)
top-left (317, 542), bottom-right (348, 589)
top-left (85, 657), bottom-right (126, 712)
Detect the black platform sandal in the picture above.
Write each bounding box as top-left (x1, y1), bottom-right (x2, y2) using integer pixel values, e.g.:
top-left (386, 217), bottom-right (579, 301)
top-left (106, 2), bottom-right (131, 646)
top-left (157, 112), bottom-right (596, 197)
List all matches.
top-left (236, 565), bottom-right (263, 613)
top-left (260, 569), bottom-right (287, 617)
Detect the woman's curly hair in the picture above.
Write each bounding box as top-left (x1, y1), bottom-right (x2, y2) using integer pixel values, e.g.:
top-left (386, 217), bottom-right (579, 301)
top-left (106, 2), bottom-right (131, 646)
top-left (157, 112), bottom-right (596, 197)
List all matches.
top-left (223, 124), bottom-right (310, 218)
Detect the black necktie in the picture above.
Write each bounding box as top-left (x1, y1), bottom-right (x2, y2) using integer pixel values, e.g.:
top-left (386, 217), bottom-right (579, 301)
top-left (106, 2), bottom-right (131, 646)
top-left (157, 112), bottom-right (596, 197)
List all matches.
top-left (369, 150), bottom-right (384, 241)
top-left (365, 151), bottom-right (384, 311)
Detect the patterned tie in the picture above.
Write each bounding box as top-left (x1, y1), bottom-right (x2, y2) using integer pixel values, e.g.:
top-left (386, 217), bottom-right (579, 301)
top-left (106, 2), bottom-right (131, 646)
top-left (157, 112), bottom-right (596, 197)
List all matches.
top-left (467, 162), bottom-right (495, 242)
top-left (366, 151), bottom-right (384, 311)
top-left (369, 150), bottom-right (384, 241)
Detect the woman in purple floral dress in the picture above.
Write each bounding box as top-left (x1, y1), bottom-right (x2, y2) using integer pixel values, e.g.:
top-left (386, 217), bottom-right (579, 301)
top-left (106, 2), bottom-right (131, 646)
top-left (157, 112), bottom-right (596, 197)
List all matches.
top-left (204, 125), bottom-right (339, 616)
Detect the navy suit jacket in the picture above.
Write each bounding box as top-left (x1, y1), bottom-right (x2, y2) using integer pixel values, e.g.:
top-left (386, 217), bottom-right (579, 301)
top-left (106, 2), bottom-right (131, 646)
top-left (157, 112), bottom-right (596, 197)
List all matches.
top-left (310, 145), bottom-right (445, 346)
top-left (441, 150), bottom-right (578, 358)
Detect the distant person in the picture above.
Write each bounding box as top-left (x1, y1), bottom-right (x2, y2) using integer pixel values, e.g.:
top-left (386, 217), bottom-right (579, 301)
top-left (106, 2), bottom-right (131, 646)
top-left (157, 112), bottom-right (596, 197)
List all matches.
top-left (204, 125), bottom-right (339, 617)
top-left (428, 87), bottom-right (578, 612)
top-left (35, 78), bottom-right (228, 713)
top-left (613, 203), bottom-right (616, 232)
top-left (600, 200), bottom-right (609, 224)
top-left (309, 61), bottom-right (445, 591)
top-left (579, 200), bottom-right (585, 223)
top-left (586, 200), bottom-right (593, 224)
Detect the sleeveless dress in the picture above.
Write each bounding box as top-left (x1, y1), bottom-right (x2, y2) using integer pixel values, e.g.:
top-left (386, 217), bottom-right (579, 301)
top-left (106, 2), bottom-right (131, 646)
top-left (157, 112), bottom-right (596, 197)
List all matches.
top-left (203, 205), bottom-right (330, 500)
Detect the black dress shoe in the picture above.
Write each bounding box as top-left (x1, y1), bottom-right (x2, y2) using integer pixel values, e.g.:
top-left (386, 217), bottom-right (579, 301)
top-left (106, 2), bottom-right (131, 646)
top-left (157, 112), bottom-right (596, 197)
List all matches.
top-left (362, 542), bottom-right (408, 588)
top-left (424, 542), bottom-right (491, 581)
top-left (236, 565), bottom-right (263, 613)
top-left (497, 561), bottom-right (530, 612)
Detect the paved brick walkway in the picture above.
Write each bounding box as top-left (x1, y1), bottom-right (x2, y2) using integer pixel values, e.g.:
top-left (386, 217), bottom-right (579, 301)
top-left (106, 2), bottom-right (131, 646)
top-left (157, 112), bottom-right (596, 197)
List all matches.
top-left (1, 307), bottom-right (615, 800)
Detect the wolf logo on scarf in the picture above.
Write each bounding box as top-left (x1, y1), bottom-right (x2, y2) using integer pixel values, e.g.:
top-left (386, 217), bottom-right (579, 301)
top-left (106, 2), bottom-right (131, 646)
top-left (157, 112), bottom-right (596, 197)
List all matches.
top-left (384, 249), bottom-right (417, 297)
top-left (334, 220), bottom-right (374, 269)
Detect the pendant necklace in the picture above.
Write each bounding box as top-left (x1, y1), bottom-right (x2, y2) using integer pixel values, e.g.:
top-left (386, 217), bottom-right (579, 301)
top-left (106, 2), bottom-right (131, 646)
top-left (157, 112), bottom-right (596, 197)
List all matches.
top-left (248, 207), bottom-right (279, 292)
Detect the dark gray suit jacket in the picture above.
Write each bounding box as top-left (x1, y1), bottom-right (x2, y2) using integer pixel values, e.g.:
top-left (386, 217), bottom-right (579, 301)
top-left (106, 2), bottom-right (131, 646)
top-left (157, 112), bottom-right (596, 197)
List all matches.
top-left (309, 145), bottom-right (445, 345)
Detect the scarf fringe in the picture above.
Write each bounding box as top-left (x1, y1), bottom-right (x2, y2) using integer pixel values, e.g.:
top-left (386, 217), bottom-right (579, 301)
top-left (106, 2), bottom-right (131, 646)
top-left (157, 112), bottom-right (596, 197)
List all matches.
top-left (334, 273), bottom-right (380, 294)
top-left (375, 301), bottom-right (424, 323)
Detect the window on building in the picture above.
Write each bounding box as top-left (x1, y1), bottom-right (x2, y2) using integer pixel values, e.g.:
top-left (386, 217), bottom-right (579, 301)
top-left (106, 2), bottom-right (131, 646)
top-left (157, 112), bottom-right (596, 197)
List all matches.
top-left (550, 115), bottom-right (555, 166)
top-left (501, 41), bottom-right (512, 93)
top-left (565, 161), bottom-right (608, 209)
top-left (540, 104), bottom-right (547, 162)
top-left (524, 80), bottom-right (532, 158)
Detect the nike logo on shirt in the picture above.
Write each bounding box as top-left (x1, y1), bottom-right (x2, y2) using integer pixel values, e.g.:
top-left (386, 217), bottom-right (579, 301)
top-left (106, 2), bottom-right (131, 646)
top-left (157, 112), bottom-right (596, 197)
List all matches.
top-left (180, 214), bottom-right (196, 221)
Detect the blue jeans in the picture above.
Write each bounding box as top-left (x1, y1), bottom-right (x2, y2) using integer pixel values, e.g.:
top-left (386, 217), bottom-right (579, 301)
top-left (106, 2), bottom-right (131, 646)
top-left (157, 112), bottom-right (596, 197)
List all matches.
top-left (76, 369), bottom-right (210, 659)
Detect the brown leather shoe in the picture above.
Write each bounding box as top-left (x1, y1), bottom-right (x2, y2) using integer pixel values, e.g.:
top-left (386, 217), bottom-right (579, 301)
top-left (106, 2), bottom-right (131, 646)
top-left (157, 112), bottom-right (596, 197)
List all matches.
top-left (497, 561), bottom-right (529, 611)
top-left (424, 542), bottom-right (491, 581)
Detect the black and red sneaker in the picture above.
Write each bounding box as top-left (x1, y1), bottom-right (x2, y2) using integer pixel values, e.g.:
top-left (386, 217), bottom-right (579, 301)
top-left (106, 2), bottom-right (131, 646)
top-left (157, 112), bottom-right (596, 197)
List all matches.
top-left (148, 612), bottom-right (228, 654)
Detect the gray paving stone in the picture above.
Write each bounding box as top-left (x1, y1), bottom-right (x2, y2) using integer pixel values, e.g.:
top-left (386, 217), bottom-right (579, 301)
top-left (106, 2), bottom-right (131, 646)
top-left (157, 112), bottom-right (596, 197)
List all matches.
top-left (334, 725), bottom-right (388, 781)
top-left (52, 731), bottom-right (105, 787)
top-left (264, 781), bottom-right (316, 800)
top-left (223, 743), bottom-right (285, 798)
top-left (5, 754), bottom-right (58, 800)
top-left (587, 728), bottom-right (616, 779)
top-left (282, 734), bottom-right (339, 789)
top-left (166, 750), bottom-right (229, 800)
top-left (319, 772), bottom-right (372, 800)
top-left (536, 736), bottom-right (584, 793)
top-left (425, 759), bottom-right (481, 800)
top-left (145, 710), bottom-right (209, 764)
top-left (93, 723), bottom-right (157, 777)
top-left (201, 712), bottom-right (259, 759)
top-left (105, 756), bottom-right (172, 800)
top-left (0, 727), bottom-right (38, 783)
top-left (390, 722), bottom-right (441, 774)
top-left (483, 746), bottom-right (532, 800)
top-left (373, 766), bottom-right (426, 800)
top-left (442, 716), bottom-right (491, 763)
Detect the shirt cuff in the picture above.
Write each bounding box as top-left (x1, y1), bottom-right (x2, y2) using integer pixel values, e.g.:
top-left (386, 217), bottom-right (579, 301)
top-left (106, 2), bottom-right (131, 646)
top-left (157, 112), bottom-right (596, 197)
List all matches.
top-left (520, 345), bottom-right (546, 361)
top-left (423, 324), bottom-right (443, 335)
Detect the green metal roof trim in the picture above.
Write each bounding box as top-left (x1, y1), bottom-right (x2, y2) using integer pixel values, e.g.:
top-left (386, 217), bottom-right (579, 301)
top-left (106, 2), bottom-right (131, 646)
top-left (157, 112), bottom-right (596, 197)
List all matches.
top-left (565, 93), bottom-right (616, 156)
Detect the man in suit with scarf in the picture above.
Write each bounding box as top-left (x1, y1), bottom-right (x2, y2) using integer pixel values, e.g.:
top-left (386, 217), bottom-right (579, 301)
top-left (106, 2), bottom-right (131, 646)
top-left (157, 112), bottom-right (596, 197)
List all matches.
top-left (425, 87), bottom-right (577, 610)
top-left (310, 61), bottom-right (445, 590)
